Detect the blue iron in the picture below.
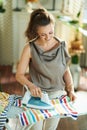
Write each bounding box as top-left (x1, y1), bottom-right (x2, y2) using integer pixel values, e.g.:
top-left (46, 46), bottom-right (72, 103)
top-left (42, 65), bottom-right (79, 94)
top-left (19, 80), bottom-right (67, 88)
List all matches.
top-left (22, 85), bottom-right (54, 110)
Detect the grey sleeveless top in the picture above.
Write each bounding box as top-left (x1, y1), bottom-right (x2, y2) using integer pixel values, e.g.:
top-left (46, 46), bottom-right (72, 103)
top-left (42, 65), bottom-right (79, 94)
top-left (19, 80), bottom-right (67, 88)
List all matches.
top-left (29, 38), bottom-right (70, 92)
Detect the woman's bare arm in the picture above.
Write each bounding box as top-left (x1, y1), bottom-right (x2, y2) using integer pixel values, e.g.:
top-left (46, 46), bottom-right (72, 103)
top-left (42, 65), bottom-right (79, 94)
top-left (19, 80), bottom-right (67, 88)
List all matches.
top-left (16, 44), bottom-right (42, 97)
top-left (63, 67), bottom-right (76, 101)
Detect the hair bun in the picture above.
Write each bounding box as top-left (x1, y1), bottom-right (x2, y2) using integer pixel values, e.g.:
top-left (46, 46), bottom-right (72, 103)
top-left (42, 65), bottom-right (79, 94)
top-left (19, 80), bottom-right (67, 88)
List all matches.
top-left (31, 8), bottom-right (46, 18)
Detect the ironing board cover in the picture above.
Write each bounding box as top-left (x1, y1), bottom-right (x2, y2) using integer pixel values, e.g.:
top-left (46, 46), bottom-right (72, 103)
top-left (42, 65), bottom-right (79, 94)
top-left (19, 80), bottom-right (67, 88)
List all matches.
top-left (14, 95), bottom-right (78, 126)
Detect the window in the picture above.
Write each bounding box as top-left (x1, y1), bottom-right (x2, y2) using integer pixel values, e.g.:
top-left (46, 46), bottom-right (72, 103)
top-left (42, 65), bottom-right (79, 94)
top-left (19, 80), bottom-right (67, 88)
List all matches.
top-left (68, 0), bottom-right (84, 19)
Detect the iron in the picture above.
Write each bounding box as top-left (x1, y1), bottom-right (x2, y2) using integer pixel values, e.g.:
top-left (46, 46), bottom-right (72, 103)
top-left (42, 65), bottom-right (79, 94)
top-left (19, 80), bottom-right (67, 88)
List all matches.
top-left (22, 85), bottom-right (54, 109)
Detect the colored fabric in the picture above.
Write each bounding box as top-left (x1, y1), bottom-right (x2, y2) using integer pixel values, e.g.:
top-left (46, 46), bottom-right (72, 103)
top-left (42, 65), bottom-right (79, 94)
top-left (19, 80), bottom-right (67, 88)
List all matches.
top-left (0, 92), bottom-right (9, 114)
top-left (15, 96), bottom-right (78, 126)
top-left (0, 94), bottom-right (15, 130)
top-left (29, 38), bottom-right (70, 92)
top-left (0, 92), bottom-right (9, 129)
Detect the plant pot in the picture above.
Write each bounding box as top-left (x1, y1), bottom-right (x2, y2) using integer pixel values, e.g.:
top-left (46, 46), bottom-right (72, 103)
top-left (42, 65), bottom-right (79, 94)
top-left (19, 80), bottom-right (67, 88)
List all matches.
top-left (0, 4), bottom-right (5, 13)
top-left (71, 55), bottom-right (79, 64)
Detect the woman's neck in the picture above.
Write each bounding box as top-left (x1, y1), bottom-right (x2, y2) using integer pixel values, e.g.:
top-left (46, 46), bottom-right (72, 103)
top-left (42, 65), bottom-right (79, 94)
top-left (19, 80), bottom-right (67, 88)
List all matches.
top-left (35, 37), bottom-right (60, 51)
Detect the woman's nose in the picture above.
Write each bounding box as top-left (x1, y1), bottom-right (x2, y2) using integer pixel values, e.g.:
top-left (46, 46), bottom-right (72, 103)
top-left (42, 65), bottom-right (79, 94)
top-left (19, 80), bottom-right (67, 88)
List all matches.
top-left (45, 34), bottom-right (50, 40)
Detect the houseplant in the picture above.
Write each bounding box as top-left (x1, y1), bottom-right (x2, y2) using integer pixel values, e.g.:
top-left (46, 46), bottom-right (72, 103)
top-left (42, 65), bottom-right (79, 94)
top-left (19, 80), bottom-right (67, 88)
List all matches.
top-left (25, 0), bottom-right (38, 12)
top-left (0, 0), bottom-right (5, 12)
top-left (69, 38), bottom-right (85, 90)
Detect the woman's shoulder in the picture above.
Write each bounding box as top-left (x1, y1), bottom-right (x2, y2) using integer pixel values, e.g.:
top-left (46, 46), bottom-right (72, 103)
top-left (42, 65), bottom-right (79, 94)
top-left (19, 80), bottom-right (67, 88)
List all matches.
top-left (23, 42), bottom-right (30, 50)
top-left (58, 38), bottom-right (67, 47)
top-left (22, 43), bottom-right (31, 57)
top-left (54, 37), bottom-right (66, 46)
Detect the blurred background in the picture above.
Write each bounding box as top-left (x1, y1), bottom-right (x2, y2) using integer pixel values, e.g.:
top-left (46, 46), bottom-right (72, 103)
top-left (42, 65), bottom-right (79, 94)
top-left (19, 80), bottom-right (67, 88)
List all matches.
top-left (0, 1), bottom-right (87, 130)
top-left (0, 0), bottom-right (87, 66)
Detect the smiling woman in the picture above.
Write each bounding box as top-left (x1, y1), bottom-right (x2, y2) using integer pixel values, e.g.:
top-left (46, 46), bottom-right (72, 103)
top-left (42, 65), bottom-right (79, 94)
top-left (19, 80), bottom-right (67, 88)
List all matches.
top-left (15, 8), bottom-right (77, 130)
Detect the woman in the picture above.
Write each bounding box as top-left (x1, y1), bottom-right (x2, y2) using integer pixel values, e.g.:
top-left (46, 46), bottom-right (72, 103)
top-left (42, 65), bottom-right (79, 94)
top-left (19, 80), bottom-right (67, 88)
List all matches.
top-left (16, 8), bottom-right (76, 130)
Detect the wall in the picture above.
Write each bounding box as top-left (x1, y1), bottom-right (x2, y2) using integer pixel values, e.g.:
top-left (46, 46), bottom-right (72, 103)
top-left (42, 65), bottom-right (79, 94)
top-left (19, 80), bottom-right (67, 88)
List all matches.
top-left (80, 0), bottom-right (87, 67)
top-left (80, 37), bottom-right (87, 67)
top-left (1, 0), bottom-right (60, 65)
top-left (12, 11), bottom-right (30, 63)
top-left (0, 0), bottom-right (13, 65)
top-left (0, 0), bottom-right (76, 65)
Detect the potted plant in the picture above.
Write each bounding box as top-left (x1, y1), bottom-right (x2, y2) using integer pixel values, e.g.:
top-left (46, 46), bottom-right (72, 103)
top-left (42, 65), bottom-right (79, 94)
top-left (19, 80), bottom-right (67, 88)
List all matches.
top-left (0, 0), bottom-right (5, 13)
top-left (25, 0), bottom-right (38, 12)
top-left (69, 38), bottom-right (85, 90)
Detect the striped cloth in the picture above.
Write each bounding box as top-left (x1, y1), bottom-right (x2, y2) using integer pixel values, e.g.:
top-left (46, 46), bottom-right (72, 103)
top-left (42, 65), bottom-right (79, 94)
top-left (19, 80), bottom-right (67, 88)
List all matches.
top-left (14, 95), bottom-right (78, 126)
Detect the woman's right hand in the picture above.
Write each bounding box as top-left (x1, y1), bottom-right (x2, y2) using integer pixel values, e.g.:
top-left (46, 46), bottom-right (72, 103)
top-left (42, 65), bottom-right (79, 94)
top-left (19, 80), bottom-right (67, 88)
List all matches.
top-left (29, 84), bottom-right (42, 98)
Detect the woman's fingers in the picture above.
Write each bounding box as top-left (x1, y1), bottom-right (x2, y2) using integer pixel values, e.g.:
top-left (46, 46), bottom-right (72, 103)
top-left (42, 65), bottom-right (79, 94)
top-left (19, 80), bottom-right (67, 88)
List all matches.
top-left (68, 92), bottom-right (77, 101)
top-left (30, 87), bottom-right (42, 98)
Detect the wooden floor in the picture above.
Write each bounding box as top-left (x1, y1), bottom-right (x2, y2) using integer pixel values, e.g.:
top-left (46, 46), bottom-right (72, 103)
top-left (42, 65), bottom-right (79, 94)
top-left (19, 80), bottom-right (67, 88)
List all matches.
top-left (57, 115), bottom-right (87, 130)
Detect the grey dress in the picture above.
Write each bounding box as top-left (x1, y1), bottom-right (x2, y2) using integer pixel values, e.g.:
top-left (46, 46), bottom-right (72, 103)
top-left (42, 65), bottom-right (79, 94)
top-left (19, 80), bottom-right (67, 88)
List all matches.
top-left (29, 37), bottom-right (70, 93)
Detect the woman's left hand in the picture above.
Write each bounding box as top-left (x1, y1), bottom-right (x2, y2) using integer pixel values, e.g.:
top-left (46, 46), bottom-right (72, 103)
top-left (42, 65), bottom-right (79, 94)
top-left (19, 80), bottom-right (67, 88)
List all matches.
top-left (67, 91), bottom-right (77, 101)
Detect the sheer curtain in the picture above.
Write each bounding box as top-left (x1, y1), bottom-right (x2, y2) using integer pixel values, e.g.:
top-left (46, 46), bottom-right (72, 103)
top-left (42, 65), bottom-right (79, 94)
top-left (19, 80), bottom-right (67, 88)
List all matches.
top-left (80, 0), bottom-right (87, 67)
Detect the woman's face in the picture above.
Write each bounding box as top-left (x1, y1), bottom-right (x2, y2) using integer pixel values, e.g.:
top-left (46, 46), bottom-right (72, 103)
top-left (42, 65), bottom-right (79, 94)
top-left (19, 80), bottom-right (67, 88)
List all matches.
top-left (37, 23), bottom-right (54, 43)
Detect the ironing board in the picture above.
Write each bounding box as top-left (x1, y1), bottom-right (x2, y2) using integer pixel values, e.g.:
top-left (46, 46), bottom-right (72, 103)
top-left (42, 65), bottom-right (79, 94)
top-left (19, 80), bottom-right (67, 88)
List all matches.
top-left (2, 96), bottom-right (79, 130)
top-left (1, 92), bottom-right (87, 130)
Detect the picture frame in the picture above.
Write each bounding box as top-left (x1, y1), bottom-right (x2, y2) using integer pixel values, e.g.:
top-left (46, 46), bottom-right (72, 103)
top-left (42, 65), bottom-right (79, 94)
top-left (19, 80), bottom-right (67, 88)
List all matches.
top-left (32, 0), bottom-right (55, 10)
top-left (32, 0), bottom-right (64, 11)
top-left (39, 0), bottom-right (55, 10)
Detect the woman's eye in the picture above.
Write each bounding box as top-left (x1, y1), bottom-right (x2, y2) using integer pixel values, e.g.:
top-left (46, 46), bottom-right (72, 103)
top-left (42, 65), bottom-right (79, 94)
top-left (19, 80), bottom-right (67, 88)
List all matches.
top-left (40, 34), bottom-right (46, 37)
top-left (41, 34), bottom-right (45, 36)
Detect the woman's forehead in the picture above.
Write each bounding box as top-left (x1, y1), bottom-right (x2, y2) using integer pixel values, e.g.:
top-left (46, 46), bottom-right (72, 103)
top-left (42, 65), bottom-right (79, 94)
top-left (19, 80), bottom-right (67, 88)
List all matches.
top-left (37, 24), bottom-right (54, 33)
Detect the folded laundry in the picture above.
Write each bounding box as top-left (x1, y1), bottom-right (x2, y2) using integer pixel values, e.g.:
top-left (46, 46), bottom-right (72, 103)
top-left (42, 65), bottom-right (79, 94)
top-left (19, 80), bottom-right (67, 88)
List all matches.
top-left (0, 93), bottom-right (15, 130)
top-left (0, 92), bottom-right (9, 114)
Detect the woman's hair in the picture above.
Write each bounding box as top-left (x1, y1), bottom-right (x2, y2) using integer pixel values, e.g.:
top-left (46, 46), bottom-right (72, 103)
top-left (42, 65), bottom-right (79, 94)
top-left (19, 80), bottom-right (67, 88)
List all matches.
top-left (25, 8), bottom-right (55, 41)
